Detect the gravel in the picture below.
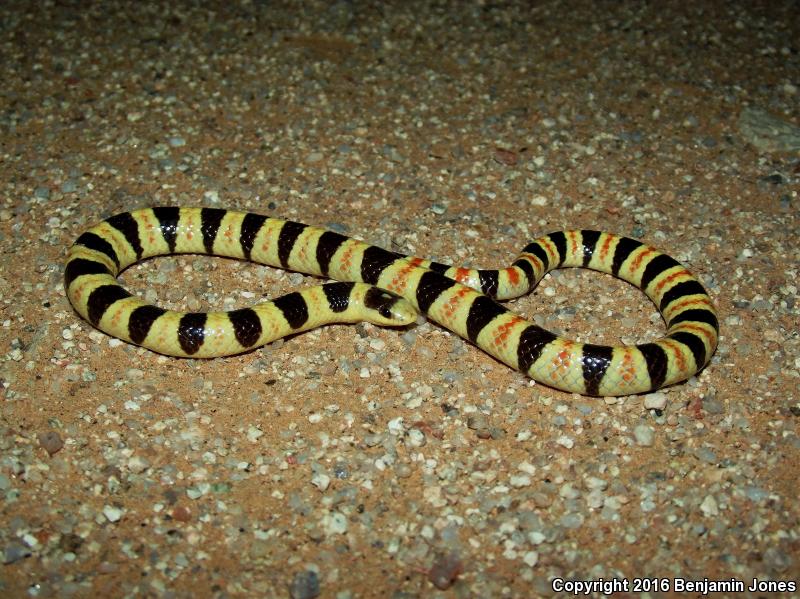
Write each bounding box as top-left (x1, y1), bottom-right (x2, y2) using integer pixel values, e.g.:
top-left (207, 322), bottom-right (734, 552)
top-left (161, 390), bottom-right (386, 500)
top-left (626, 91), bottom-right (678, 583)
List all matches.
top-left (1, 0), bottom-right (798, 596)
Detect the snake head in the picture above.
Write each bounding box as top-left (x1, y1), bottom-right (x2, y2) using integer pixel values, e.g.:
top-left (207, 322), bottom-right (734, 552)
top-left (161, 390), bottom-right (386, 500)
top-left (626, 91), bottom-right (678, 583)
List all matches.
top-left (362, 287), bottom-right (418, 326)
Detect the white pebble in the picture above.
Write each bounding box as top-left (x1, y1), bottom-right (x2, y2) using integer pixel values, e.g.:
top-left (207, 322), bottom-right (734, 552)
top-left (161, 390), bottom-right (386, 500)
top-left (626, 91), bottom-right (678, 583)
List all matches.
top-left (387, 416), bottom-right (404, 435)
top-left (322, 511), bottom-right (348, 535)
top-left (247, 426), bottom-right (264, 442)
top-left (127, 455), bottom-right (149, 474)
top-left (585, 476), bottom-right (607, 491)
top-left (510, 474), bottom-right (532, 488)
top-left (556, 435), bottom-right (574, 449)
top-left (103, 505), bottom-right (123, 522)
top-left (523, 551), bottom-right (539, 567)
top-left (531, 195), bottom-right (548, 206)
top-left (725, 314), bottom-right (742, 326)
top-left (643, 392), bottom-right (668, 411)
top-left (311, 473), bottom-right (331, 492)
top-left (517, 461), bottom-right (537, 475)
top-left (700, 494), bottom-right (719, 517)
top-left (528, 531), bottom-right (546, 545)
top-left (407, 428), bottom-right (426, 447)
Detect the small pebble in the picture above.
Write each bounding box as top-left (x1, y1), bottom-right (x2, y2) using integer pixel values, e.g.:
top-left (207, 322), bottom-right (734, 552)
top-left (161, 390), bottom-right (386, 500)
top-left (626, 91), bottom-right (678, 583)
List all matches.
top-left (311, 473), bottom-right (331, 492)
top-left (744, 486), bottom-right (768, 502)
top-left (700, 495), bottom-right (719, 517)
top-left (528, 531), bottom-right (546, 545)
top-left (407, 428), bottom-right (426, 447)
top-left (306, 151), bottom-right (324, 163)
top-left (510, 474), bottom-right (531, 488)
top-left (127, 455), bottom-right (150, 474)
top-left (38, 431), bottom-right (64, 456)
top-left (467, 414), bottom-right (491, 438)
top-left (322, 511), bottom-right (347, 535)
top-left (523, 551), bottom-right (539, 567)
top-left (61, 180), bottom-right (78, 193)
top-left (103, 505), bottom-right (123, 522)
top-left (702, 395), bottom-right (725, 414)
top-left (560, 513), bottom-right (584, 529)
top-left (428, 552), bottom-right (462, 590)
top-left (585, 477), bottom-right (607, 491)
top-left (3, 541), bottom-right (31, 565)
top-left (387, 416), bottom-right (404, 435)
top-left (289, 570), bottom-right (320, 599)
top-left (559, 483), bottom-right (581, 499)
top-left (694, 447), bottom-right (717, 464)
top-left (763, 546), bottom-right (793, 572)
top-left (172, 506), bottom-right (192, 522)
top-left (125, 368), bottom-right (144, 380)
top-left (556, 435), bottom-right (574, 449)
top-left (633, 425), bottom-right (655, 447)
top-left (643, 392), bottom-right (668, 411)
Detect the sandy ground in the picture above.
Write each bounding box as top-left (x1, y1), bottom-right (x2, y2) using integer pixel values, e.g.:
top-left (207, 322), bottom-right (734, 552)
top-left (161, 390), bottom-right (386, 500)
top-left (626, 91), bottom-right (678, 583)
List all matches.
top-left (1, 1), bottom-right (799, 597)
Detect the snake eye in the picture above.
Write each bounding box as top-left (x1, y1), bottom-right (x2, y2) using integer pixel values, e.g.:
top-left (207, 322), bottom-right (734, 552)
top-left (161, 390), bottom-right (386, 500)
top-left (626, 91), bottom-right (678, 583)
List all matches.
top-left (364, 287), bottom-right (399, 318)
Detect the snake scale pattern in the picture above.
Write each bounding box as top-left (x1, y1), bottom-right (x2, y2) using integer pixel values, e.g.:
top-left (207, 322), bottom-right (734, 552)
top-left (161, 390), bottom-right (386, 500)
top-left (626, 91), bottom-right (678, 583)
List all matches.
top-left (64, 207), bottom-right (718, 396)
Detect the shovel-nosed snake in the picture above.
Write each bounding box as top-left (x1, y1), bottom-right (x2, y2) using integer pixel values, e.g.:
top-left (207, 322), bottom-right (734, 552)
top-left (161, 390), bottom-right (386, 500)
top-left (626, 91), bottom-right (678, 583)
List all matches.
top-left (65, 207), bottom-right (718, 396)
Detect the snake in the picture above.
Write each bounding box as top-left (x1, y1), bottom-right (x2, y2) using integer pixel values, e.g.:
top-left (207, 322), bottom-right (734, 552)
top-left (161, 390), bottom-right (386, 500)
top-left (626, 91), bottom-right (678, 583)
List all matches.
top-left (64, 207), bottom-right (718, 396)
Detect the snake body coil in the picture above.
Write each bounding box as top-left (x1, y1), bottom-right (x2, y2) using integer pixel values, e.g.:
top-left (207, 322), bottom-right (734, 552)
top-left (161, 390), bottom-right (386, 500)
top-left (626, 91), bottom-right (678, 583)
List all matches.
top-left (65, 207), bottom-right (718, 396)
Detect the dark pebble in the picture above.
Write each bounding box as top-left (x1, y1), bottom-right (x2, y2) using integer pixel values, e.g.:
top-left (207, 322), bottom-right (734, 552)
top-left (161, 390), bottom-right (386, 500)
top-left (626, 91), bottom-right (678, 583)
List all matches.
top-left (428, 552), bottom-right (462, 590)
top-left (289, 570), bottom-right (320, 599)
top-left (702, 393), bottom-right (725, 415)
top-left (758, 173), bottom-right (785, 186)
top-left (4, 541), bottom-right (31, 564)
top-left (466, 414), bottom-right (488, 431)
top-left (333, 462), bottom-right (349, 479)
top-left (59, 533), bottom-right (84, 553)
top-left (38, 431), bottom-right (64, 456)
